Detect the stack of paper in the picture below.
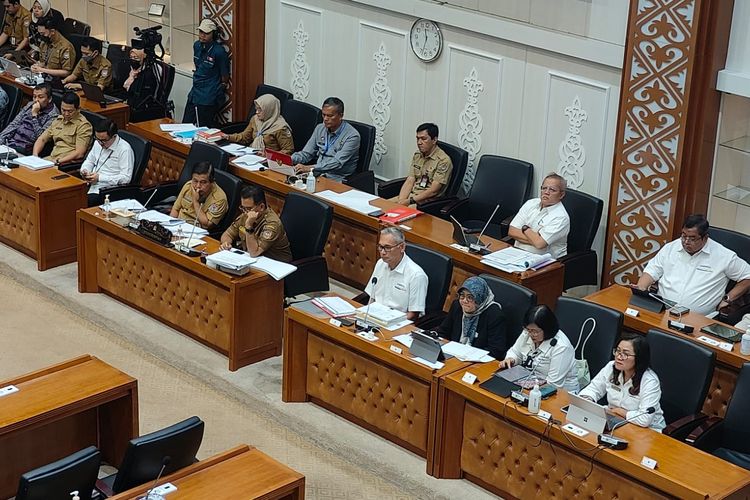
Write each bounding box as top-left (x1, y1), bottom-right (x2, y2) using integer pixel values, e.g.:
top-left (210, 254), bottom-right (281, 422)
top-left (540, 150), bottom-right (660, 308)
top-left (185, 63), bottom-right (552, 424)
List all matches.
top-left (137, 210), bottom-right (209, 236)
top-left (315, 190), bottom-right (381, 215)
top-left (355, 303), bottom-right (407, 329)
top-left (106, 199), bottom-right (145, 212)
top-left (312, 296), bottom-right (356, 318)
top-left (249, 256), bottom-right (297, 280)
top-left (206, 250), bottom-right (256, 272)
top-left (442, 342), bottom-right (495, 362)
top-left (220, 143), bottom-right (256, 156)
top-left (481, 247), bottom-right (554, 272)
top-left (160, 123), bottom-right (198, 133)
top-left (15, 155), bottom-right (54, 170)
top-left (233, 153), bottom-right (267, 171)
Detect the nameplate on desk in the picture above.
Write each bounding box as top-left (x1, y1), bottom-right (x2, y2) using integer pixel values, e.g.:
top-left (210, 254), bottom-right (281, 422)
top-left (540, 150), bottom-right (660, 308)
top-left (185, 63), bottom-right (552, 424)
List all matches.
top-left (562, 422), bottom-right (589, 437)
top-left (697, 335), bottom-right (733, 352)
top-left (329, 318), bottom-right (342, 328)
top-left (640, 456), bottom-right (658, 470)
top-left (357, 331), bottom-right (378, 342)
top-left (536, 409), bottom-right (552, 422)
top-left (625, 307), bottom-right (639, 317)
top-left (389, 345), bottom-right (403, 355)
top-left (450, 243), bottom-right (470, 252)
top-left (399, 224), bottom-right (412, 231)
top-left (0, 385), bottom-right (19, 397)
top-left (461, 372), bottom-right (477, 385)
top-left (151, 482), bottom-right (177, 495)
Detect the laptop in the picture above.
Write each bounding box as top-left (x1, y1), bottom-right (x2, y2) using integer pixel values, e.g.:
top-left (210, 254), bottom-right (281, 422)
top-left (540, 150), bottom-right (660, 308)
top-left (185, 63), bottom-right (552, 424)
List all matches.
top-left (80, 82), bottom-right (123, 104)
top-left (408, 330), bottom-right (445, 364)
top-left (266, 149), bottom-right (293, 166)
top-left (628, 287), bottom-right (675, 313)
top-left (0, 57), bottom-right (32, 79)
top-left (267, 159), bottom-right (296, 177)
top-left (448, 204), bottom-right (499, 253)
top-left (565, 392), bottom-right (626, 434)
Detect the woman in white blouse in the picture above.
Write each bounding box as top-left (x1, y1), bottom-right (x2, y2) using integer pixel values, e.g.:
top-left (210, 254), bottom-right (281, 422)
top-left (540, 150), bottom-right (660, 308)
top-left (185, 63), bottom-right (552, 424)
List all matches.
top-left (499, 305), bottom-right (579, 392)
top-left (578, 334), bottom-right (666, 431)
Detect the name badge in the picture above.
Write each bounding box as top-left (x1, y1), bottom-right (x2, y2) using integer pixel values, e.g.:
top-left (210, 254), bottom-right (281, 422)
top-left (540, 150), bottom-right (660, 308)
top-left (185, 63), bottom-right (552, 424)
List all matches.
top-left (394, 283), bottom-right (406, 292)
top-left (611, 384), bottom-right (622, 392)
top-left (10, 36), bottom-right (16, 46)
top-left (696, 265), bottom-right (712, 272)
top-left (419, 174), bottom-right (428, 188)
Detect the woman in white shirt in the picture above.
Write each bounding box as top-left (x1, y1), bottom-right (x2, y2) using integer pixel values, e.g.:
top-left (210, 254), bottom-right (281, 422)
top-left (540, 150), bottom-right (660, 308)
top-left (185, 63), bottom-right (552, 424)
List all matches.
top-left (499, 305), bottom-right (579, 392)
top-left (578, 334), bottom-right (666, 431)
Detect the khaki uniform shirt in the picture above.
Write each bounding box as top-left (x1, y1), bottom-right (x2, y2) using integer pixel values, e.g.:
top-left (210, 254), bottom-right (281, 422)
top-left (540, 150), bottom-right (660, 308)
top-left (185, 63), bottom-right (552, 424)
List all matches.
top-left (2, 6), bottom-right (31, 47)
top-left (172, 181), bottom-right (228, 229)
top-left (39, 32), bottom-right (74, 72)
top-left (224, 208), bottom-right (292, 263)
top-left (409, 146), bottom-right (453, 198)
top-left (227, 117), bottom-right (294, 154)
top-left (70, 54), bottom-right (113, 90)
top-left (40, 111), bottom-right (92, 160)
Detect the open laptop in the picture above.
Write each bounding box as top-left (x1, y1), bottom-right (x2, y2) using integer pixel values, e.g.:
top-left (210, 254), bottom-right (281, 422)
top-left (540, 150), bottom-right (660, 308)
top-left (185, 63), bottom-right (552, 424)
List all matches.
top-left (448, 204), bottom-right (499, 252)
top-left (80, 82), bottom-right (123, 104)
top-left (628, 287), bottom-right (675, 313)
top-left (267, 159), bottom-right (296, 177)
top-left (0, 57), bottom-right (32, 79)
top-left (565, 392), bottom-right (626, 434)
top-left (266, 149), bottom-right (293, 166)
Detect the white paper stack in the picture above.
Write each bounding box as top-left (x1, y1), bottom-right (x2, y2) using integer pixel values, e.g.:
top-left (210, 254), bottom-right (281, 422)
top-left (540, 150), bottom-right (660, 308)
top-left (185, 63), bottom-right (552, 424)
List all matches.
top-left (314, 189), bottom-right (381, 215)
top-left (441, 342), bottom-right (495, 362)
top-left (220, 143), bottom-right (256, 156)
top-left (206, 250), bottom-right (256, 271)
top-left (15, 155), bottom-right (54, 170)
top-left (355, 303), bottom-right (407, 329)
top-left (137, 210), bottom-right (209, 236)
top-left (233, 154), bottom-right (267, 171)
top-left (249, 256), bottom-right (297, 280)
top-left (481, 247), bottom-right (554, 272)
top-left (312, 296), bottom-right (356, 318)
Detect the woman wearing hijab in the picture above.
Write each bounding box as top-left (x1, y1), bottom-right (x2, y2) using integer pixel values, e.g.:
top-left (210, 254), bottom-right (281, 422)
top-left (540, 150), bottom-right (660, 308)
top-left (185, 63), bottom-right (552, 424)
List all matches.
top-left (29, 0), bottom-right (64, 50)
top-left (225, 94), bottom-right (294, 154)
top-left (435, 276), bottom-right (507, 359)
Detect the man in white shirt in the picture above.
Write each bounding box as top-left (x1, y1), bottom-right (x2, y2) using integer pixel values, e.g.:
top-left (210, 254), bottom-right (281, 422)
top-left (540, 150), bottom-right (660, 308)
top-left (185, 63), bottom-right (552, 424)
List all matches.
top-left (508, 173), bottom-right (570, 259)
top-left (80, 118), bottom-right (135, 206)
top-left (364, 227), bottom-right (428, 321)
top-left (635, 214), bottom-right (750, 316)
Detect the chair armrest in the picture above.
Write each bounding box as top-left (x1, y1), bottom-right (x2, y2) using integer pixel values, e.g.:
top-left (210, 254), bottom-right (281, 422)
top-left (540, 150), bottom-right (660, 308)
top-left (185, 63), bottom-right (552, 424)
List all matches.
top-left (377, 177), bottom-right (406, 200)
top-left (416, 196), bottom-right (455, 217)
top-left (558, 249), bottom-right (599, 291)
top-left (415, 311), bottom-right (447, 330)
top-left (500, 214), bottom-right (514, 236)
top-left (344, 170), bottom-right (375, 194)
top-left (98, 185), bottom-right (146, 202)
top-left (352, 292), bottom-right (369, 305)
top-left (686, 416), bottom-right (724, 450)
top-left (220, 121), bottom-right (248, 135)
top-left (717, 292), bottom-right (750, 325)
top-left (663, 412), bottom-right (709, 440)
top-left (439, 196), bottom-right (467, 217)
top-left (501, 235), bottom-right (513, 244)
top-left (284, 256), bottom-right (329, 298)
top-left (142, 182), bottom-right (179, 205)
top-left (57, 160), bottom-right (84, 173)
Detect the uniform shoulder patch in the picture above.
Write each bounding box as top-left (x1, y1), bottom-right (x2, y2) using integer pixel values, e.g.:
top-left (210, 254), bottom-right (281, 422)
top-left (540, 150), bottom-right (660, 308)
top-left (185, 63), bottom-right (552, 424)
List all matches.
top-left (261, 228), bottom-right (276, 240)
top-left (62, 49), bottom-right (70, 59)
top-left (436, 162), bottom-right (450, 174)
top-left (101, 68), bottom-right (109, 77)
top-left (208, 203), bottom-right (220, 214)
top-left (24, 20), bottom-right (30, 27)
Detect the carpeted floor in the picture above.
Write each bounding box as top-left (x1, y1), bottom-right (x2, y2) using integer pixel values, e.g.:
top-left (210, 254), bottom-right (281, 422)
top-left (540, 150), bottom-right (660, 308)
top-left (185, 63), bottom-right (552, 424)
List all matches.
top-left (0, 242), bottom-right (497, 500)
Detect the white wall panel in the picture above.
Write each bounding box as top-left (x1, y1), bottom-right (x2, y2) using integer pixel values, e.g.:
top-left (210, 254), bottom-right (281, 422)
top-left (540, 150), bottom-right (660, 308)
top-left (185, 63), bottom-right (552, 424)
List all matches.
top-left (278, 2), bottom-right (322, 103)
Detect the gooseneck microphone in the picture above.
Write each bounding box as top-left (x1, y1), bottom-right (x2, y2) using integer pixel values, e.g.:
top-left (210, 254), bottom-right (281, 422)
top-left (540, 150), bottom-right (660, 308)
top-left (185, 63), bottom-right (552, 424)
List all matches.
top-left (140, 456), bottom-right (171, 500)
top-left (597, 407), bottom-right (656, 450)
top-left (356, 277), bottom-right (378, 333)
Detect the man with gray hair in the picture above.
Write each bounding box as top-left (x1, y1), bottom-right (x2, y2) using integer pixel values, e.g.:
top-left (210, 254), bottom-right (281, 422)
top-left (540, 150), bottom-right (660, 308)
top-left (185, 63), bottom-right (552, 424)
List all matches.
top-left (508, 172), bottom-right (570, 258)
top-left (292, 96), bottom-right (360, 181)
top-left (364, 226), bottom-right (428, 320)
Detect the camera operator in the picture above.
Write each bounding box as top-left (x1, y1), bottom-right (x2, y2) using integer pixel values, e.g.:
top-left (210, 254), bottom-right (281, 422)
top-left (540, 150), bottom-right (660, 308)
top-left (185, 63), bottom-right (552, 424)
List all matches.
top-left (123, 27), bottom-right (167, 123)
top-left (182, 19), bottom-right (228, 128)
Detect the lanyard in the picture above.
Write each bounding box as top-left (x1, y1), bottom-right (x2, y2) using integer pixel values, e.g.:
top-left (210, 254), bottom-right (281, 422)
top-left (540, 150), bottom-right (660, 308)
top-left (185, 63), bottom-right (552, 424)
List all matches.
top-left (323, 127), bottom-right (342, 155)
top-left (92, 150), bottom-right (113, 174)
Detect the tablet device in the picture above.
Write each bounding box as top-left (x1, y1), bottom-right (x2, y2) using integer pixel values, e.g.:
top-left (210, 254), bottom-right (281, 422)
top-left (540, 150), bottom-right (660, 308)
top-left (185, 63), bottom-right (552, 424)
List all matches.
top-left (700, 322), bottom-right (743, 343)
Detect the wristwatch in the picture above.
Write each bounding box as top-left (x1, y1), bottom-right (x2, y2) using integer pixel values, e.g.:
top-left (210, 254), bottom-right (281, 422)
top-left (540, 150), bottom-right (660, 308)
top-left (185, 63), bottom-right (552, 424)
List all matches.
top-left (409, 196), bottom-right (415, 205)
top-left (521, 225), bottom-right (530, 233)
top-left (722, 294), bottom-right (733, 305)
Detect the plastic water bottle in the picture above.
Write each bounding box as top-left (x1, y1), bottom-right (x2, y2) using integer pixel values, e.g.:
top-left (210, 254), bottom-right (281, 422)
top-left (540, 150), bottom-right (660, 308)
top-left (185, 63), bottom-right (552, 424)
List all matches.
top-left (741, 329), bottom-right (750, 356)
top-left (103, 194), bottom-right (111, 220)
top-left (528, 384), bottom-right (541, 414)
top-left (306, 172), bottom-right (316, 193)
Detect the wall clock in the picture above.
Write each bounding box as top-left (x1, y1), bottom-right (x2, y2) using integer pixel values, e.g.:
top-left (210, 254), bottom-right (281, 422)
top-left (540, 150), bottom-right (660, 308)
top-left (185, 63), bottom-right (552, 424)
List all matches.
top-left (410, 18), bottom-right (443, 63)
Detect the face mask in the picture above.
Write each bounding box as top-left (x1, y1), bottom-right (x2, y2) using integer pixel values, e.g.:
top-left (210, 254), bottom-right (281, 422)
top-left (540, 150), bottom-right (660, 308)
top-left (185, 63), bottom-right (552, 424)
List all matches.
top-left (38, 34), bottom-right (50, 44)
top-left (129, 59), bottom-right (141, 70)
top-left (82, 54), bottom-right (95, 62)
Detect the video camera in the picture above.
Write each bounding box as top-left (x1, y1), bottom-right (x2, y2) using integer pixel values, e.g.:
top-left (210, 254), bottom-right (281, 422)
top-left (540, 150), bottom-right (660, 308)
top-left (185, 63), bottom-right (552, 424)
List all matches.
top-left (131, 26), bottom-right (165, 61)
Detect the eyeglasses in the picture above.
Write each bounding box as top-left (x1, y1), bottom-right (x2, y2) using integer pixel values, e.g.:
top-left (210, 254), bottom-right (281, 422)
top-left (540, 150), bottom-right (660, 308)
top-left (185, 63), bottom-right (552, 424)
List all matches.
top-left (457, 292), bottom-right (475, 302)
top-left (377, 243), bottom-right (401, 253)
top-left (613, 348), bottom-right (634, 359)
top-left (525, 327), bottom-right (544, 337)
top-left (239, 206), bottom-right (255, 213)
top-left (680, 234), bottom-right (705, 243)
top-left (96, 136), bottom-right (112, 144)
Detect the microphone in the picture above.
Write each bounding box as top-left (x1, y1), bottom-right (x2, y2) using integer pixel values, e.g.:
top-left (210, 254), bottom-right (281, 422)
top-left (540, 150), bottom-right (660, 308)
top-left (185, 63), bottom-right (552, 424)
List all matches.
top-left (139, 456), bottom-right (171, 500)
top-left (176, 217), bottom-right (200, 257)
top-left (511, 337), bottom-right (558, 404)
top-left (469, 203), bottom-right (500, 253)
top-left (194, 105), bottom-right (200, 128)
top-left (646, 292), bottom-right (694, 332)
top-left (597, 407), bottom-right (656, 450)
top-left (130, 188), bottom-right (159, 229)
top-left (356, 277), bottom-right (378, 333)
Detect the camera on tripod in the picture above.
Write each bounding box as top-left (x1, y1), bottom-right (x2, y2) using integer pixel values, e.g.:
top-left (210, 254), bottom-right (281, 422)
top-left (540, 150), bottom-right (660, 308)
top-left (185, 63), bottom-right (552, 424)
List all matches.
top-left (132, 26), bottom-right (165, 62)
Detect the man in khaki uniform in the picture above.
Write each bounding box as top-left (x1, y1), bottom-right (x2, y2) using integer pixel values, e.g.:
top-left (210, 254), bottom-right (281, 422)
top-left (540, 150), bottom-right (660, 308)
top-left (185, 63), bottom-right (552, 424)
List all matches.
top-left (170, 161), bottom-right (228, 230)
top-left (32, 91), bottom-right (92, 163)
top-left (0, 0), bottom-right (32, 54)
top-left (62, 37), bottom-right (112, 91)
top-left (220, 185), bottom-right (292, 262)
top-left (393, 123), bottom-right (452, 207)
top-left (30, 16), bottom-right (74, 78)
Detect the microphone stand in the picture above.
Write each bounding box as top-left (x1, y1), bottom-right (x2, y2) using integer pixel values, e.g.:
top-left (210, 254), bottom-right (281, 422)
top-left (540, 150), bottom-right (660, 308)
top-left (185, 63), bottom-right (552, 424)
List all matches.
top-left (175, 217), bottom-right (201, 257)
top-left (137, 456), bottom-right (171, 500)
top-left (129, 187), bottom-right (159, 229)
top-left (355, 277), bottom-right (378, 336)
top-left (597, 407), bottom-right (656, 450)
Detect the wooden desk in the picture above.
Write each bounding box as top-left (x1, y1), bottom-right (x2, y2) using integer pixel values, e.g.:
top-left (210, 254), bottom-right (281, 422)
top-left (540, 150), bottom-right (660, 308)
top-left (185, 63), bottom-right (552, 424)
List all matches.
top-left (0, 355), bottom-right (138, 499)
top-left (0, 73), bottom-right (130, 129)
top-left (433, 362), bottom-right (750, 499)
top-left (126, 119), bottom-right (564, 308)
top-left (586, 285), bottom-right (750, 416)
top-left (0, 166), bottom-right (86, 270)
top-left (77, 208), bottom-right (284, 371)
top-left (109, 445), bottom-right (305, 500)
top-left (283, 299), bottom-right (471, 474)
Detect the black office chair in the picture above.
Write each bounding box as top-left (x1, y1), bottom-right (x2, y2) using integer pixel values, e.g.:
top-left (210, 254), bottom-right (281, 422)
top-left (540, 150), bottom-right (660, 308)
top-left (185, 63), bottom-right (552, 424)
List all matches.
top-left (480, 274), bottom-right (536, 350)
top-left (341, 119), bottom-right (376, 194)
top-left (280, 191), bottom-right (333, 298)
top-left (646, 328), bottom-right (715, 439)
top-left (711, 226), bottom-right (750, 324)
top-left (399, 243), bottom-right (452, 328)
top-left (61, 18), bottom-right (91, 37)
top-left (68, 33), bottom-right (87, 65)
top-left (106, 44), bottom-right (132, 97)
top-left (142, 141), bottom-right (231, 208)
top-left (442, 155), bottom-right (534, 239)
top-left (96, 416), bottom-right (204, 497)
top-left (98, 130), bottom-right (152, 202)
top-left (0, 82), bottom-right (23, 130)
top-left (687, 362), bottom-right (750, 469)
top-left (558, 188), bottom-right (604, 291)
top-left (56, 110), bottom-right (101, 174)
top-left (282, 99), bottom-right (322, 153)
top-left (377, 141), bottom-right (469, 216)
top-left (80, 109), bottom-right (107, 129)
top-left (156, 60), bottom-right (176, 118)
top-left (209, 170), bottom-right (243, 239)
top-left (221, 84), bottom-right (294, 135)
top-left (556, 297), bottom-right (622, 380)
top-left (15, 446), bottom-right (101, 500)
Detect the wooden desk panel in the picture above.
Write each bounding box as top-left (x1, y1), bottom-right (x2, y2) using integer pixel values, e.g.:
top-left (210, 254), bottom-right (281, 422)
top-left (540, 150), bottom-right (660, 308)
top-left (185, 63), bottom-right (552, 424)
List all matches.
top-left (0, 166), bottom-right (86, 270)
top-left (126, 119), bottom-right (190, 187)
top-left (77, 208), bottom-right (283, 371)
top-left (126, 119), bottom-right (565, 308)
top-left (585, 285), bottom-right (750, 416)
top-left (283, 300), bottom-right (471, 474)
top-left (0, 73), bottom-right (130, 129)
top-left (433, 362), bottom-right (750, 499)
top-left (0, 355), bottom-right (138, 499)
top-left (109, 445), bottom-right (305, 500)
